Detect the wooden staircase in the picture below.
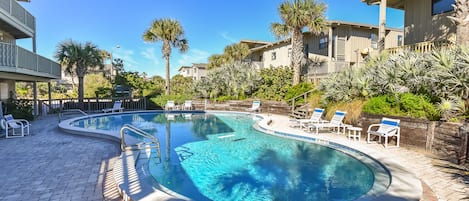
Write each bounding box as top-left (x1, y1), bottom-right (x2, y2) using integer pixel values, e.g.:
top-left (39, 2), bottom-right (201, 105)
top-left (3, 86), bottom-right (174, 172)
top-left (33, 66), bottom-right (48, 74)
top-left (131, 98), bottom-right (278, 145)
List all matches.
top-left (289, 104), bottom-right (312, 119)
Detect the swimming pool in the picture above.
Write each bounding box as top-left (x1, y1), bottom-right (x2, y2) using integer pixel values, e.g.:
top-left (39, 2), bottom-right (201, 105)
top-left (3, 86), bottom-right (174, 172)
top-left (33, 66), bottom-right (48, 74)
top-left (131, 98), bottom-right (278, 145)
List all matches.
top-left (70, 111), bottom-right (390, 201)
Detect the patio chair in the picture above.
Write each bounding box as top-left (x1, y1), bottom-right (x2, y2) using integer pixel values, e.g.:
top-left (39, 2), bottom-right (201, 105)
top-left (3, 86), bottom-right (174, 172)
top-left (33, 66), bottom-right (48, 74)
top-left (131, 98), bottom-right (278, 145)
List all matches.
top-left (182, 100), bottom-right (193, 110)
top-left (165, 100), bottom-right (176, 110)
top-left (247, 100), bottom-right (261, 112)
top-left (307, 110), bottom-right (347, 134)
top-left (3, 114), bottom-right (30, 138)
top-left (289, 108), bottom-right (325, 128)
top-left (367, 117), bottom-right (400, 148)
top-left (102, 100), bottom-right (124, 113)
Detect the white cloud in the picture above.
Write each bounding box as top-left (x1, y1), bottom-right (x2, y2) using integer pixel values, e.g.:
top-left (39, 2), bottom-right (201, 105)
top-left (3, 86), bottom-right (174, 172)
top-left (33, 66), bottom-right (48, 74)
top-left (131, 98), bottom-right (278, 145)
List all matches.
top-left (141, 47), bottom-right (160, 65)
top-left (112, 47), bottom-right (140, 71)
top-left (177, 49), bottom-right (210, 66)
top-left (220, 32), bottom-right (237, 43)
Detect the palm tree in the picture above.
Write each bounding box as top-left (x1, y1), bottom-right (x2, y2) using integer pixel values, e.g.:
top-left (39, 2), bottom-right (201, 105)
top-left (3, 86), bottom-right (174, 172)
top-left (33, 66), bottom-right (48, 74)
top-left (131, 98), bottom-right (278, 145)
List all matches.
top-left (207, 54), bottom-right (227, 69)
top-left (223, 43), bottom-right (250, 63)
top-left (271, 0), bottom-right (327, 85)
top-left (143, 18), bottom-right (188, 95)
top-left (449, 0), bottom-right (469, 46)
top-left (55, 40), bottom-right (103, 109)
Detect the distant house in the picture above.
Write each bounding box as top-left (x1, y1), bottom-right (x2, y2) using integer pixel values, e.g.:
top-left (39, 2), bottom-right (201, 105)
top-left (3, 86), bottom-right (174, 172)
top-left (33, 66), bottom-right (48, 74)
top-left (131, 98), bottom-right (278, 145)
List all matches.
top-left (244, 20), bottom-right (403, 82)
top-left (0, 0), bottom-right (61, 114)
top-left (361, 0), bottom-right (456, 50)
top-left (178, 63), bottom-right (207, 80)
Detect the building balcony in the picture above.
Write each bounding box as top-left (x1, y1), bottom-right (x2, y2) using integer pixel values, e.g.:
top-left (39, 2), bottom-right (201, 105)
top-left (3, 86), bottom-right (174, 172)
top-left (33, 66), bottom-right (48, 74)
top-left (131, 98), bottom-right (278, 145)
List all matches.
top-left (0, 42), bottom-right (61, 80)
top-left (0, 0), bottom-right (35, 38)
top-left (385, 40), bottom-right (454, 54)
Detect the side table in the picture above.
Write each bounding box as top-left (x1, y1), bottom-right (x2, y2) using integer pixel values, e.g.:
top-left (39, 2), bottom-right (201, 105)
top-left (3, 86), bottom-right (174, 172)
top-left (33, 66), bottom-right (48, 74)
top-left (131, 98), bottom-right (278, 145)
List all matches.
top-left (347, 127), bottom-right (362, 141)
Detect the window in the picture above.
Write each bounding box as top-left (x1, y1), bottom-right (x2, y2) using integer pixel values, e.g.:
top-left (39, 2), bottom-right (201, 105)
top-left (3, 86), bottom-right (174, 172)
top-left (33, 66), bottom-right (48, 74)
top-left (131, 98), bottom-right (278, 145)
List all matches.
top-left (397, 35), bottom-right (403, 46)
top-left (319, 37), bottom-right (328, 49)
top-left (370, 33), bottom-right (378, 49)
top-left (288, 48), bottom-right (292, 57)
top-left (432, 0), bottom-right (454, 15)
top-left (271, 52), bottom-right (276, 60)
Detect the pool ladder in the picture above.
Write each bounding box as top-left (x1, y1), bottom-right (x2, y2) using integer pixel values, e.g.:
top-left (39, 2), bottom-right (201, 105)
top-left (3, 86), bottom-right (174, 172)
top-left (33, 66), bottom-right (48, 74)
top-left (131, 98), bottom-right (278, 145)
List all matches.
top-left (120, 124), bottom-right (162, 162)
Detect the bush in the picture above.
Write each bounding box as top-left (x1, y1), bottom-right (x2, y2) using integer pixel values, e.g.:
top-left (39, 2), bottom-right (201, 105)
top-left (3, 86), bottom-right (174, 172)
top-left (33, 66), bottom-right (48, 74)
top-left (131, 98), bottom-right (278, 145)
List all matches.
top-left (284, 82), bottom-right (314, 105)
top-left (150, 94), bottom-right (192, 108)
top-left (325, 99), bottom-right (366, 125)
top-left (5, 99), bottom-right (34, 121)
top-left (362, 93), bottom-right (439, 120)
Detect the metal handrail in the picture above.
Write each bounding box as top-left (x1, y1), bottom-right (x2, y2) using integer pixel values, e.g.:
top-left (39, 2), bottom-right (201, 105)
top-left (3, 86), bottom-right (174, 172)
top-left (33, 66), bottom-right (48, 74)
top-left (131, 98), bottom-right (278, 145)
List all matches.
top-left (58, 109), bottom-right (88, 122)
top-left (287, 89), bottom-right (316, 113)
top-left (120, 124), bottom-right (161, 160)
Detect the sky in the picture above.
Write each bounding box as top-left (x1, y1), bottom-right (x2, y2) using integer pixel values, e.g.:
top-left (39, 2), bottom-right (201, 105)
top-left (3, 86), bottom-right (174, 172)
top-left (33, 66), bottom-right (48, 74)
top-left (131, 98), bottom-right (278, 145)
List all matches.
top-left (17, 0), bottom-right (404, 78)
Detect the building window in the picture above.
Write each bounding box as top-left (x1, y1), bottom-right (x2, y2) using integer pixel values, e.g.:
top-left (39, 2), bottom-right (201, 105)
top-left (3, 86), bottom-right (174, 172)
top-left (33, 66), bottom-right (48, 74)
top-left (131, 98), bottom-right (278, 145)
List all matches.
top-left (370, 33), bottom-right (378, 49)
top-left (319, 37), bottom-right (328, 49)
top-left (271, 52), bottom-right (276, 60)
top-left (432, 0), bottom-right (455, 15)
top-left (397, 35), bottom-right (403, 46)
top-left (288, 48), bottom-right (292, 57)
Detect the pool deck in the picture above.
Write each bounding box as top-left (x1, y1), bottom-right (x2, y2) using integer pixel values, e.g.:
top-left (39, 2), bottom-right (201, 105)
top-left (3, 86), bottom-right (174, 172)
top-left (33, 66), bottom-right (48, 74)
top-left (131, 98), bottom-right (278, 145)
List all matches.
top-left (0, 112), bottom-right (468, 201)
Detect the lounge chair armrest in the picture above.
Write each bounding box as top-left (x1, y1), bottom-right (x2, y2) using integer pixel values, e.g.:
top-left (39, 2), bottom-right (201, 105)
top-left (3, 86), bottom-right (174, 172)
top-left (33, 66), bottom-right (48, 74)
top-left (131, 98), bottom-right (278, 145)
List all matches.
top-left (367, 124), bottom-right (382, 132)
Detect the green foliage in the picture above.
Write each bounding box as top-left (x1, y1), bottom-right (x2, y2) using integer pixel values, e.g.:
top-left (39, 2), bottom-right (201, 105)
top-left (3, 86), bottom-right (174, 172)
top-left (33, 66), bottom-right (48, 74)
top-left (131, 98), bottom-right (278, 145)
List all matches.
top-left (437, 96), bottom-right (466, 121)
top-left (5, 98), bottom-right (33, 121)
top-left (84, 73), bottom-right (112, 98)
top-left (149, 94), bottom-right (192, 108)
top-left (363, 93), bottom-right (439, 120)
top-left (114, 71), bottom-right (164, 97)
top-left (254, 67), bottom-right (293, 101)
top-left (285, 82), bottom-right (314, 104)
top-left (170, 75), bottom-right (194, 96)
top-left (193, 62), bottom-right (260, 100)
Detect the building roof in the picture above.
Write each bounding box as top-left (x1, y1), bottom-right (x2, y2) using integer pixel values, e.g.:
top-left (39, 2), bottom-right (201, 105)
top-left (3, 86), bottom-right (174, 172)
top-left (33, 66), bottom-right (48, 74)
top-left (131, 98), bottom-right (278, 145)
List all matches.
top-left (361, 0), bottom-right (404, 10)
top-left (178, 66), bottom-right (191, 71)
top-left (240, 40), bottom-right (271, 49)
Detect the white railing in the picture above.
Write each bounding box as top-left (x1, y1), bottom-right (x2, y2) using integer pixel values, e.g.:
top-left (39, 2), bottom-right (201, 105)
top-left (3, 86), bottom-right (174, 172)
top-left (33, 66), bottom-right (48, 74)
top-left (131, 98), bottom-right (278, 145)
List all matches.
top-left (0, 0), bottom-right (35, 31)
top-left (386, 40), bottom-right (455, 54)
top-left (0, 42), bottom-right (61, 78)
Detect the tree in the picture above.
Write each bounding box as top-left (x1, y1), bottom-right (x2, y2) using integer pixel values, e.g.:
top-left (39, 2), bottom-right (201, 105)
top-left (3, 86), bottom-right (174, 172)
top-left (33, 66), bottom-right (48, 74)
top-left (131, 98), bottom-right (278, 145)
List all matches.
top-left (55, 40), bottom-right (103, 109)
top-left (448, 0), bottom-right (469, 46)
top-left (84, 73), bottom-right (112, 98)
top-left (224, 43), bottom-right (250, 63)
top-left (143, 18), bottom-right (188, 95)
top-left (207, 54), bottom-right (227, 69)
top-left (271, 0), bottom-right (327, 85)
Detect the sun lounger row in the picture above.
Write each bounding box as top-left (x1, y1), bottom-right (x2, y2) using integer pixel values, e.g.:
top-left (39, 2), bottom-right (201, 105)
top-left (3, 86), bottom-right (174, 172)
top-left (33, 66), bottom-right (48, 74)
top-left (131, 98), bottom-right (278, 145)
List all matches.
top-left (290, 108), bottom-right (400, 148)
top-left (165, 100), bottom-right (193, 110)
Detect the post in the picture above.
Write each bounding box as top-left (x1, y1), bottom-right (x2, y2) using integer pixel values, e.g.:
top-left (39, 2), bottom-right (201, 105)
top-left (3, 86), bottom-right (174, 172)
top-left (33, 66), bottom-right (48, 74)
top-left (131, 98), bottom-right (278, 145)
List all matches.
top-left (378, 0), bottom-right (387, 52)
top-left (33, 81), bottom-right (38, 116)
top-left (48, 81), bottom-right (52, 112)
top-left (327, 25), bottom-right (333, 73)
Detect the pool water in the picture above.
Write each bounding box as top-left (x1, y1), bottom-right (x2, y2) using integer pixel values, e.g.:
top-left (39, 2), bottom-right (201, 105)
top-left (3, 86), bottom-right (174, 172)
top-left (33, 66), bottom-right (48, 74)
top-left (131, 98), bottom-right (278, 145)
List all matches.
top-left (73, 112), bottom-right (374, 201)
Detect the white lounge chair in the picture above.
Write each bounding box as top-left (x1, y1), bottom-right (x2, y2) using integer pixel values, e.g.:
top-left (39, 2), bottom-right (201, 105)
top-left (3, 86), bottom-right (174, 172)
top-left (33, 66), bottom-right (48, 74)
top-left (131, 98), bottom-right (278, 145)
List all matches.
top-left (247, 100), bottom-right (261, 112)
top-left (3, 114), bottom-right (30, 138)
top-left (307, 110), bottom-right (347, 134)
top-left (367, 117), bottom-right (400, 148)
top-left (165, 100), bottom-right (176, 110)
top-left (182, 100), bottom-right (193, 110)
top-left (290, 108), bottom-right (325, 128)
top-left (102, 100), bottom-right (124, 113)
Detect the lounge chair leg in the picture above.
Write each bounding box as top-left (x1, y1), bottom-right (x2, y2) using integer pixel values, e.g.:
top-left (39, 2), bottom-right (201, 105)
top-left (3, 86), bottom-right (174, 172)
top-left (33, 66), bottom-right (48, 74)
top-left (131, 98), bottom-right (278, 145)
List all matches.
top-left (384, 137), bottom-right (388, 148)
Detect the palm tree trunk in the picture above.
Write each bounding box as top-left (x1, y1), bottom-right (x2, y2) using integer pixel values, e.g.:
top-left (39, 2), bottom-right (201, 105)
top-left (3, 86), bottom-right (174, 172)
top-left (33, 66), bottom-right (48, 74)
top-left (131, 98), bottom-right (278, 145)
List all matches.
top-left (291, 29), bottom-right (304, 85)
top-left (78, 75), bottom-right (84, 110)
top-left (165, 57), bottom-right (170, 95)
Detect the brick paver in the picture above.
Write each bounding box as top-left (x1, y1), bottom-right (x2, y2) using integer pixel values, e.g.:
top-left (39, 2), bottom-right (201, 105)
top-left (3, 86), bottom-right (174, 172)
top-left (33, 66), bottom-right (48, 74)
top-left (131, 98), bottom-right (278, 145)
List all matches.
top-left (0, 115), bottom-right (121, 201)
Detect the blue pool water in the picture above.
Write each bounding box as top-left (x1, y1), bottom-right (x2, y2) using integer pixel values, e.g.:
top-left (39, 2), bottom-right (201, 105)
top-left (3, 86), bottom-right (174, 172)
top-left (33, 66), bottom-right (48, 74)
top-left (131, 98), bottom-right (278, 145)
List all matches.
top-left (73, 112), bottom-right (375, 201)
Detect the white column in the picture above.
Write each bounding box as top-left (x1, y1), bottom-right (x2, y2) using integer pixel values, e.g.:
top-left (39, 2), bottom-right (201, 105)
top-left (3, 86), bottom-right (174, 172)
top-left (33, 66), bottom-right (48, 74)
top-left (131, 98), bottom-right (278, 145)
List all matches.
top-left (33, 81), bottom-right (38, 116)
top-left (379, 0), bottom-right (387, 51)
top-left (327, 25), bottom-right (333, 74)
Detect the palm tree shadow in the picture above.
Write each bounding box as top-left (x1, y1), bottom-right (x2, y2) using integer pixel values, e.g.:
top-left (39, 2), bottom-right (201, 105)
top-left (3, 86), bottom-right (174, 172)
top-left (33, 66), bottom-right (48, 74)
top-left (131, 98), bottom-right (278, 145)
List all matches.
top-left (430, 157), bottom-right (469, 199)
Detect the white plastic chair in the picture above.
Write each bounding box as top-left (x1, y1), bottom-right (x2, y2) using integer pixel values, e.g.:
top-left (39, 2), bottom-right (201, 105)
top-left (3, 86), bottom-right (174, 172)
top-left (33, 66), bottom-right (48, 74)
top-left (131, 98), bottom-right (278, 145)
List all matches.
top-left (182, 100), bottom-right (193, 110)
top-left (247, 100), bottom-right (261, 112)
top-left (290, 108), bottom-right (325, 128)
top-left (165, 100), bottom-right (176, 110)
top-left (307, 110), bottom-right (347, 134)
top-left (102, 100), bottom-right (124, 113)
top-left (3, 114), bottom-right (30, 138)
top-left (367, 117), bottom-right (401, 148)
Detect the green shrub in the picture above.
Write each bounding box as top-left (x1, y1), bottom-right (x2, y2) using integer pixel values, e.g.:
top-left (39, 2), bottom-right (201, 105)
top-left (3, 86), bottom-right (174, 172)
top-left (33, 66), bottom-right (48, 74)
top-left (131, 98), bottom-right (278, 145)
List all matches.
top-left (284, 82), bottom-right (313, 105)
top-left (150, 94), bottom-right (192, 108)
top-left (5, 99), bottom-right (34, 120)
top-left (363, 93), bottom-right (439, 120)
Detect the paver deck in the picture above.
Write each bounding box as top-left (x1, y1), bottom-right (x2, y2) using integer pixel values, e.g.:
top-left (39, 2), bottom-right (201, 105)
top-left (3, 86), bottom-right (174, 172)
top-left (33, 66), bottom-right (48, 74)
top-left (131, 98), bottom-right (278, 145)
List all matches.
top-left (0, 113), bottom-right (468, 201)
top-left (0, 115), bottom-right (121, 201)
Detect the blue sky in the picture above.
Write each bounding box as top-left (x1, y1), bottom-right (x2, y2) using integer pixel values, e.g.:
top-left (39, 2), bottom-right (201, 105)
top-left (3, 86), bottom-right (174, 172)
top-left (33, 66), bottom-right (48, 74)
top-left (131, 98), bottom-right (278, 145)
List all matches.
top-left (18, 0), bottom-right (403, 78)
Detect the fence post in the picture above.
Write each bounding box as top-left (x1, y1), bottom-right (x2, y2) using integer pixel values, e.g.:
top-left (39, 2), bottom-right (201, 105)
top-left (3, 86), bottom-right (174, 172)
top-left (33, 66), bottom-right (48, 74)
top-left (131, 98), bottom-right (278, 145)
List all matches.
top-left (87, 99), bottom-right (91, 113)
top-left (204, 99), bottom-right (207, 111)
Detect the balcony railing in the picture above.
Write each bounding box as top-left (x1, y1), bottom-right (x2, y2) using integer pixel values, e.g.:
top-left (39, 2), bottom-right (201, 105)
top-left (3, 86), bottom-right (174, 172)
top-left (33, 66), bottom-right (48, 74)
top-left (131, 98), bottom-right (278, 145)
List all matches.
top-left (386, 40), bottom-right (454, 54)
top-left (0, 42), bottom-right (61, 79)
top-left (0, 0), bottom-right (35, 31)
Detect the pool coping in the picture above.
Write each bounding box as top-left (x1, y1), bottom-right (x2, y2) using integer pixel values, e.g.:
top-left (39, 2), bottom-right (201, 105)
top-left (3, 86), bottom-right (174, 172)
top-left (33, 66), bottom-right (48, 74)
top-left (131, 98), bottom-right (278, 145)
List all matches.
top-left (58, 110), bottom-right (422, 201)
